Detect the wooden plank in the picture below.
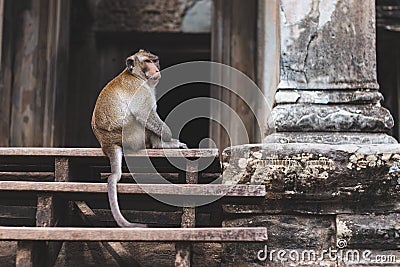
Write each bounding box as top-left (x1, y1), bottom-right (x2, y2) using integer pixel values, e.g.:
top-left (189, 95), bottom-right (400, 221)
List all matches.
top-left (76, 205), bottom-right (186, 226)
top-left (0, 227), bottom-right (268, 242)
top-left (0, 148), bottom-right (219, 158)
top-left (107, 211), bottom-right (211, 226)
top-left (0, 172), bottom-right (54, 181)
top-left (0, 205), bottom-right (36, 219)
top-left (74, 201), bottom-right (97, 224)
top-left (0, 181), bottom-right (266, 197)
top-left (100, 172), bottom-right (180, 180)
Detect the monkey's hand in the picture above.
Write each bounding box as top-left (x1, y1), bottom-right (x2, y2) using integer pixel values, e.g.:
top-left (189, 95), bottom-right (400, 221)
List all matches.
top-left (154, 138), bottom-right (188, 149)
top-left (173, 139), bottom-right (188, 149)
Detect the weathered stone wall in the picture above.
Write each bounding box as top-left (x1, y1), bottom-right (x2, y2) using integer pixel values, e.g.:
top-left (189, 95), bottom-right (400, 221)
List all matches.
top-left (221, 143), bottom-right (400, 266)
top-left (88, 0), bottom-right (211, 33)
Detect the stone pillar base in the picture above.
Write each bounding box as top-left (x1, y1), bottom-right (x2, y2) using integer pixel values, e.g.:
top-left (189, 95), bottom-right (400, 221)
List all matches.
top-left (264, 132), bottom-right (397, 144)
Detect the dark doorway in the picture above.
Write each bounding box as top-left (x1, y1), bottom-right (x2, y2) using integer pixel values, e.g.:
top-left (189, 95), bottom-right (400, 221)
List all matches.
top-left (376, 28), bottom-right (400, 141)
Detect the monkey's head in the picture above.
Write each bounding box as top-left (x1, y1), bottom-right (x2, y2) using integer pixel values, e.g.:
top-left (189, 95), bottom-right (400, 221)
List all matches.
top-left (126, 49), bottom-right (161, 81)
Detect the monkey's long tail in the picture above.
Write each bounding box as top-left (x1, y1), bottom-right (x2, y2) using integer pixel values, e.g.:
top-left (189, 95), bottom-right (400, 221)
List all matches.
top-left (108, 175), bottom-right (147, 227)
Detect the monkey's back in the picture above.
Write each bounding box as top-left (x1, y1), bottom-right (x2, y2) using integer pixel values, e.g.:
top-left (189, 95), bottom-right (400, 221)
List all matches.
top-left (91, 69), bottom-right (145, 149)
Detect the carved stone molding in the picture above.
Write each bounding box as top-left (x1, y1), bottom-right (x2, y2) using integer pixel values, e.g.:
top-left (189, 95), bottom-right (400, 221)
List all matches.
top-left (270, 104), bottom-right (394, 132)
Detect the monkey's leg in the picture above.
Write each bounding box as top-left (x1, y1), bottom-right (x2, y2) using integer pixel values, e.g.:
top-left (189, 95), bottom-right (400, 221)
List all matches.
top-left (107, 145), bottom-right (147, 227)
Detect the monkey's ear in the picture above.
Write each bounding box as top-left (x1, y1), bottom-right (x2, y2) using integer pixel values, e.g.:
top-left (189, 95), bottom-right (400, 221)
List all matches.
top-left (126, 56), bottom-right (135, 71)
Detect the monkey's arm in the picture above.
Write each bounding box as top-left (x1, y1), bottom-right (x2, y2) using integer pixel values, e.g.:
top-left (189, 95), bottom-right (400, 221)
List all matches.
top-left (132, 108), bottom-right (172, 142)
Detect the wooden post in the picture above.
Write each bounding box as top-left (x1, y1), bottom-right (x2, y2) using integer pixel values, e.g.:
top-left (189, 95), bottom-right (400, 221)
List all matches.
top-left (210, 0), bottom-right (258, 150)
top-left (9, 0), bottom-right (46, 146)
top-left (36, 195), bottom-right (59, 227)
top-left (0, 0), bottom-right (4, 67)
top-left (16, 241), bottom-right (46, 267)
top-left (43, 0), bottom-right (70, 146)
top-left (22, 156), bottom-right (72, 266)
top-left (16, 194), bottom-right (61, 267)
top-left (55, 157), bottom-right (70, 182)
top-left (175, 160), bottom-right (198, 267)
top-left (0, 0), bottom-right (12, 146)
top-left (36, 194), bottom-right (64, 266)
top-left (5, 0), bottom-right (70, 147)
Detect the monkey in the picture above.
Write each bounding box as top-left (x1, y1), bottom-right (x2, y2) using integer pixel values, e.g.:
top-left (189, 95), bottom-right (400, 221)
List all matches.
top-left (91, 49), bottom-right (187, 227)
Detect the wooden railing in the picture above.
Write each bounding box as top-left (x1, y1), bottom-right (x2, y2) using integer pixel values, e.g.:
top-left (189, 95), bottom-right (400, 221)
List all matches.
top-left (0, 148), bottom-right (267, 267)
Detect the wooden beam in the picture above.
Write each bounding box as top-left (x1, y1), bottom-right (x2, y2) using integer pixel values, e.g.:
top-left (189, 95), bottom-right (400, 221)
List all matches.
top-left (0, 205), bottom-right (36, 220)
top-left (0, 172), bottom-right (216, 183)
top-left (100, 172), bottom-right (180, 180)
top-left (0, 172), bottom-right (54, 181)
top-left (0, 227), bottom-right (268, 242)
top-left (0, 148), bottom-right (219, 158)
top-left (0, 181), bottom-right (266, 197)
top-left (74, 201), bottom-right (187, 226)
top-left (74, 201), bottom-right (97, 225)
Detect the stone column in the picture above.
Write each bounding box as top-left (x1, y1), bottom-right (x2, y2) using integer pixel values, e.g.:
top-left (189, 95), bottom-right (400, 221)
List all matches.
top-left (221, 1), bottom-right (400, 264)
top-left (264, 0), bottom-right (397, 144)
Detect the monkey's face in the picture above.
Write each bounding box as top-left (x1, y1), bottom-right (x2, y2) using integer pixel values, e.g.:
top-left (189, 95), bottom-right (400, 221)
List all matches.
top-left (142, 57), bottom-right (161, 80)
top-left (126, 50), bottom-right (161, 81)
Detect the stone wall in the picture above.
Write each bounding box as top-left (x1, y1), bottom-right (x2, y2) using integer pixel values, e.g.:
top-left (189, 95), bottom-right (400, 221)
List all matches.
top-left (88, 0), bottom-right (211, 33)
top-left (221, 143), bottom-right (400, 266)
